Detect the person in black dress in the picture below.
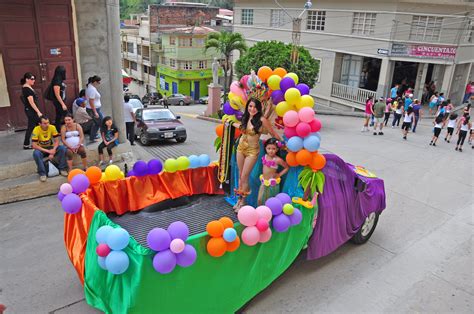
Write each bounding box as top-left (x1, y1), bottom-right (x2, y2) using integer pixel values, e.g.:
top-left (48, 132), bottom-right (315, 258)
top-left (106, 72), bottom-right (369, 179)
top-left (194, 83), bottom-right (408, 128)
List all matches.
top-left (50, 65), bottom-right (68, 131)
top-left (21, 72), bottom-right (43, 149)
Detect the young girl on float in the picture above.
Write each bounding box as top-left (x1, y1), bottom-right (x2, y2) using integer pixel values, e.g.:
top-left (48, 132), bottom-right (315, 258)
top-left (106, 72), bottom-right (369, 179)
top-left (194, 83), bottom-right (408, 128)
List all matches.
top-left (257, 138), bottom-right (289, 206)
top-left (444, 113), bottom-right (458, 143)
top-left (429, 115), bottom-right (444, 146)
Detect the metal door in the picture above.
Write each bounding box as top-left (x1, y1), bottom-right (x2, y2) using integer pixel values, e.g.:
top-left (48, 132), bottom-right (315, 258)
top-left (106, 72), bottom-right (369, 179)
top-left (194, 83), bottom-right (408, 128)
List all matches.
top-left (194, 81), bottom-right (200, 100)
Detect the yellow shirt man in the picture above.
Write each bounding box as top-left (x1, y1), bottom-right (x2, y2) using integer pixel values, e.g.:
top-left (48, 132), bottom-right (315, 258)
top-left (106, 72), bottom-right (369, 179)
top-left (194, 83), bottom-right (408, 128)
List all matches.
top-left (31, 124), bottom-right (59, 148)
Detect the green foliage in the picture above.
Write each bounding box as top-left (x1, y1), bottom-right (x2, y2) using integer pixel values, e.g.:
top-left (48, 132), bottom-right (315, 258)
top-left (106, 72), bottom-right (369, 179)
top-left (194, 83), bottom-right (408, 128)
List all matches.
top-left (235, 41), bottom-right (320, 88)
top-left (298, 167), bottom-right (325, 198)
top-left (214, 136), bottom-right (222, 153)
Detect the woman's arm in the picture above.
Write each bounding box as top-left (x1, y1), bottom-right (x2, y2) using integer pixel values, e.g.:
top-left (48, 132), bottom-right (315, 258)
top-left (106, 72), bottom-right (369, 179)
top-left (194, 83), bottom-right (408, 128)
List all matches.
top-left (276, 157), bottom-right (289, 178)
top-left (60, 125), bottom-right (70, 149)
top-left (27, 96), bottom-right (42, 117)
top-left (261, 117), bottom-right (282, 141)
top-left (101, 131), bottom-right (108, 145)
top-left (89, 98), bottom-right (99, 118)
top-left (112, 131), bottom-right (119, 142)
top-left (53, 85), bottom-right (67, 110)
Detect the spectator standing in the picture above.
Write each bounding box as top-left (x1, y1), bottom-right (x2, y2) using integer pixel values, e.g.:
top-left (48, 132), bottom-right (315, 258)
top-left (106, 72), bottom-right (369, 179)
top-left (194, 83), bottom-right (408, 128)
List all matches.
top-left (61, 114), bottom-right (88, 171)
top-left (72, 89), bottom-right (86, 115)
top-left (49, 66), bottom-right (68, 131)
top-left (74, 98), bottom-right (98, 144)
top-left (401, 106), bottom-right (415, 140)
top-left (373, 98), bottom-right (386, 135)
top-left (412, 99), bottom-right (422, 133)
top-left (86, 76), bottom-right (103, 140)
top-left (383, 98), bottom-right (392, 126)
top-left (98, 116), bottom-right (119, 166)
top-left (429, 115), bottom-right (444, 146)
top-left (455, 115), bottom-right (471, 152)
top-left (463, 81), bottom-right (473, 103)
top-left (123, 95), bottom-right (136, 146)
top-left (390, 84), bottom-right (399, 99)
top-left (362, 96), bottom-right (374, 132)
top-left (162, 94), bottom-right (169, 109)
top-left (392, 100), bottom-right (403, 128)
top-left (21, 72), bottom-right (42, 149)
top-left (428, 92), bottom-right (439, 115)
top-left (404, 93), bottom-right (413, 110)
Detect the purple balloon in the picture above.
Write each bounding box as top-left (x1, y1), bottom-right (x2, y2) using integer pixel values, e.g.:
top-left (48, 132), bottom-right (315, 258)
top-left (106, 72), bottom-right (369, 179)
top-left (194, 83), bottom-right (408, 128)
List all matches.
top-left (61, 193), bottom-right (82, 214)
top-left (223, 102), bottom-right (236, 115)
top-left (167, 221), bottom-right (189, 240)
top-left (280, 77), bottom-right (296, 92)
top-left (271, 90), bottom-right (285, 104)
top-left (57, 191), bottom-right (65, 201)
top-left (126, 170), bottom-right (135, 177)
top-left (235, 111), bottom-right (243, 121)
top-left (153, 249), bottom-right (177, 274)
top-left (147, 228), bottom-right (171, 251)
top-left (289, 208), bottom-right (303, 226)
top-left (70, 174), bottom-right (90, 194)
top-left (275, 193), bottom-right (292, 205)
top-left (272, 213), bottom-right (291, 232)
top-left (296, 83), bottom-right (310, 95)
top-left (133, 160), bottom-right (148, 176)
top-left (176, 244), bottom-right (197, 267)
top-left (265, 197), bottom-right (283, 216)
top-left (147, 159), bottom-right (163, 175)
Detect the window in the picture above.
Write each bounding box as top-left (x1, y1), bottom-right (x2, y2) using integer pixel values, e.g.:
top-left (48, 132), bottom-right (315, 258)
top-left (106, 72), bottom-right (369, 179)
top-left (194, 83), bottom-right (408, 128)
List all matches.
top-left (161, 57), bottom-right (167, 65)
top-left (127, 42), bottom-right (134, 53)
top-left (241, 9), bottom-right (254, 25)
top-left (183, 61), bottom-right (192, 70)
top-left (170, 59), bottom-right (176, 68)
top-left (306, 11), bottom-right (326, 31)
top-left (179, 37), bottom-right (192, 47)
top-left (409, 16), bottom-right (443, 41)
top-left (270, 10), bottom-right (289, 27)
top-left (170, 36), bottom-right (176, 45)
top-left (195, 38), bottom-right (205, 47)
top-left (465, 19), bottom-right (473, 43)
top-left (149, 67), bottom-right (156, 76)
top-left (198, 60), bottom-right (207, 69)
top-left (352, 12), bottom-right (376, 35)
top-left (131, 62), bottom-right (137, 71)
top-left (122, 41), bottom-right (127, 52)
top-left (137, 45), bottom-right (142, 55)
top-left (143, 65), bottom-right (148, 73)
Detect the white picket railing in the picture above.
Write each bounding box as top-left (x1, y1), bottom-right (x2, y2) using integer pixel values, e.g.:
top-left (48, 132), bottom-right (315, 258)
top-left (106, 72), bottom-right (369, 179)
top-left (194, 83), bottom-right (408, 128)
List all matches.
top-left (331, 82), bottom-right (377, 105)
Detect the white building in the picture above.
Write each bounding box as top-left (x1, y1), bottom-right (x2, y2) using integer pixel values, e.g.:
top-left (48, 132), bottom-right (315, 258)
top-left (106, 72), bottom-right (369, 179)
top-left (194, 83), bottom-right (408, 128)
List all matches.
top-left (233, 0), bottom-right (473, 111)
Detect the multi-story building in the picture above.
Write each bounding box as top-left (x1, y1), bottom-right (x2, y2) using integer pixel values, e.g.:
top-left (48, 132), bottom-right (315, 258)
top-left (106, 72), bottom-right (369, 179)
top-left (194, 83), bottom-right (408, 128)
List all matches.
top-left (233, 0), bottom-right (473, 111)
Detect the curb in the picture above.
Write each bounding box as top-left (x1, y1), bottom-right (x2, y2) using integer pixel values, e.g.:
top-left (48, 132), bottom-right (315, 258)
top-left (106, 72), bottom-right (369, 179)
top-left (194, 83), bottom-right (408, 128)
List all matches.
top-left (197, 116), bottom-right (222, 124)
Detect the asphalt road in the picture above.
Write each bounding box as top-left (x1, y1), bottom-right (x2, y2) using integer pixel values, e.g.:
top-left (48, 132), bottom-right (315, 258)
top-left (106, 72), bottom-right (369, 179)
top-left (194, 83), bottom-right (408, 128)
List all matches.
top-left (1, 105), bottom-right (472, 313)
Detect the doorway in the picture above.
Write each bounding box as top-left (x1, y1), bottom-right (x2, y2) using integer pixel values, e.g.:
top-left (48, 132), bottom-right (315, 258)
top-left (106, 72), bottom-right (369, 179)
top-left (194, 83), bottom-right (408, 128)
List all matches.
top-left (391, 61), bottom-right (419, 95)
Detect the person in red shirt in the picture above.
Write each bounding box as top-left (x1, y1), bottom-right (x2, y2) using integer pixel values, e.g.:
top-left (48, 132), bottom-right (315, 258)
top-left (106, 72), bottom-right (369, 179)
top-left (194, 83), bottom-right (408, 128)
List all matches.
top-left (362, 96), bottom-right (374, 132)
top-left (463, 81), bottom-right (473, 103)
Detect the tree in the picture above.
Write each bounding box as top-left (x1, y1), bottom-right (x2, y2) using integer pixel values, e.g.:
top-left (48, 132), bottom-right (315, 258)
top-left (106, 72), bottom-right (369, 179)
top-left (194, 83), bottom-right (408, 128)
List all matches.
top-left (235, 41), bottom-right (320, 88)
top-left (204, 31), bottom-right (247, 97)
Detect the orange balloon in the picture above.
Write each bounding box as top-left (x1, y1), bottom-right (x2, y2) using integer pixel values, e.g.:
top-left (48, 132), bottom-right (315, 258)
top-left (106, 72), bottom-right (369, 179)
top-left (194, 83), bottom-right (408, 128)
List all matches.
top-left (234, 128), bottom-right (241, 139)
top-left (257, 66), bottom-right (273, 82)
top-left (296, 149), bottom-right (312, 166)
top-left (286, 152), bottom-right (299, 167)
top-left (85, 166), bottom-right (102, 185)
top-left (68, 169), bottom-right (85, 182)
top-left (215, 124), bottom-right (224, 138)
top-left (273, 67), bottom-right (287, 78)
top-left (226, 237), bottom-right (240, 252)
top-left (310, 153), bottom-right (327, 170)
top-left (207, 237), bottom-right (227, 257)
top-left (206, 220), bottom-right (224, 237)
top-left (219, 217), bottom-right (234, 229)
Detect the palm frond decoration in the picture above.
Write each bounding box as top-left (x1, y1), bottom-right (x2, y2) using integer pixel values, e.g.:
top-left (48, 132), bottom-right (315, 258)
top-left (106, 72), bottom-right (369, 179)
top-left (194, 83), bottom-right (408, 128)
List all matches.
top-left (214, 136), bottom-right (222, 153)
top-left (298, 167), bottom-right (325, 201)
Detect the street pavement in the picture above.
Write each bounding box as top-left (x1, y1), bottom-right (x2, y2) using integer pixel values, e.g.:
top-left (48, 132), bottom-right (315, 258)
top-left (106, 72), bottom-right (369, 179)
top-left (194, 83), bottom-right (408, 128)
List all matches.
top-left (1, 104), bottom-right (472, 313)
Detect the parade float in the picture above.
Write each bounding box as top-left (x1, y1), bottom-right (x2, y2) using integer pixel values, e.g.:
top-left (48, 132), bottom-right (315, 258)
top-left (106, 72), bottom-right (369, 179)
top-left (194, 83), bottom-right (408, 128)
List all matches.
top-left (59, 67), bottom-right (386, 313)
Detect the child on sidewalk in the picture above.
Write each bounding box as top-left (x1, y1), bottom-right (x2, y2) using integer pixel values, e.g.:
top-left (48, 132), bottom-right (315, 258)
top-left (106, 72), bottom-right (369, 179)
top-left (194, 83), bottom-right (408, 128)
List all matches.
top-left (98, 116), bottom-right (119, 166)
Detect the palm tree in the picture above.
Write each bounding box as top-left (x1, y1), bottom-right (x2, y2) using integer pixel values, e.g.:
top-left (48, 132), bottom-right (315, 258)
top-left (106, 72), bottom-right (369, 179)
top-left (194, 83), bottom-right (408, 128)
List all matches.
top-left (204, 31), bottom-right (247, 98)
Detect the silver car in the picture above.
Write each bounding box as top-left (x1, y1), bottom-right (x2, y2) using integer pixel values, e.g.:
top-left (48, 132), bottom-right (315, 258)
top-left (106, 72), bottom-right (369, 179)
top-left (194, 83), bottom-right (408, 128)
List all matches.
top-left (165, 94), bottom-right (193, 106)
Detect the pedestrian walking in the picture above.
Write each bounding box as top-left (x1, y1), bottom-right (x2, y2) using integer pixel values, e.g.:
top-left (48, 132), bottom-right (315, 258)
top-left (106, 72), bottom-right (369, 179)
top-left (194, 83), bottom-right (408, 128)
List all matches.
top-left (21, 72), bottom-right (42, 149)
top-left (162, 94), bottom-right (169, 108)
top-left (392, 100), bottom-right (403, 128)
top-left (373, 97), bottom-right (386, 135)
top-left (412, 99), bottom-right (422, 133)
top-left (404, 93), bottom-right (413, 111)
top-left (123, 95), bottom-right (136, 146)
top-left (48, 66), bottom-right (68, 131)
top-left (444, 113), bottom-right (458, 143)
top-left (383, 98), bottom-right (392, 126)
top-left (428, 92), bottom-right (439, 115)
top-left (98, 116), bottom-right (119, 166)
top-left (362, 96), bottom-right (374, 132)
top-left (402, 106), bottom-right (414, 140)
top-left (429, 115), bottom-right (444, 146)
top-left (455, 116), bottom-right (471, 152)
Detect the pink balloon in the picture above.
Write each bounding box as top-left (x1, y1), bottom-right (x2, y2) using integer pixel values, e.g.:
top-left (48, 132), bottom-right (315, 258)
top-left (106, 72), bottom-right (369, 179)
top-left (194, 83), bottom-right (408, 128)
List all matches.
top-left (284, 126), bottom-right (297, 139)
top-left (241, 226), bottom-right (260, 246)
top-left (255, 205), bottom-right (272, 221)
top-left (96, 243), bottom-right (111, 257)
top-left (283, 110), bottom-right (299, 128)
top-left (237, 205), bottom-right (259, 227)
top-left (259, 228), bottom-right (272, 243)
top-left (240, 75), bottom-right (250, 89)
top-left (309, 119), bottom-right (322, 132)
top-left (230, 81), bottom-right (247, 101)
top-left (296, 122), bottom-right (311, 137)
top-left (298, 107), bottom-right (315, 123)
top-left (256, 218), bottom-right (269, 232)
top-left (60, 183), bottom-right (73, 195)
top-left (169, 238), bottom-right (185, 254)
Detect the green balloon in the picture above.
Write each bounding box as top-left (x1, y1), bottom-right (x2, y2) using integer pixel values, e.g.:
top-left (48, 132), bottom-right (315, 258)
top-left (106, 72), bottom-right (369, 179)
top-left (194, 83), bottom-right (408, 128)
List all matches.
top-left (164, 159), bottom-right (178, 173)
top-left (283, 203), bottom-right (294, 215)
top-left (176, 156), bottom-right (190, 171)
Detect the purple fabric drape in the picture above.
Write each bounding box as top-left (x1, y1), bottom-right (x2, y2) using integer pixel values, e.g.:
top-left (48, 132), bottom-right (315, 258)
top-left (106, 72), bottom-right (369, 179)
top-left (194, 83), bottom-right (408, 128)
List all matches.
top-left (307, 154), bottom-right (386, 260)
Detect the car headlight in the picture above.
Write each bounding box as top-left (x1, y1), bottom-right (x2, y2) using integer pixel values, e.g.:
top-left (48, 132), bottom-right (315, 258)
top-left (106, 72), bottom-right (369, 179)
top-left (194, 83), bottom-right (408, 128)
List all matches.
top-left (147, 128), bottom-right (159, 133)
top-left (176, 126), bottom-right (185, 131)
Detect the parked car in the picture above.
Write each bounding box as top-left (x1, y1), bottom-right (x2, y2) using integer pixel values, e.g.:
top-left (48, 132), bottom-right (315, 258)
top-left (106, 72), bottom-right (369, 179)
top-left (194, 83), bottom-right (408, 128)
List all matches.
top-left (129, 99), bottom-right (144, 113)
top-left (135, 108), bottom-right (187, 145)
top-left (166, 94), bottom-right (192, 106)
top-left (125, 93), bottom-right (141, 100)
top-left (142, 92), bottom-right (161, 106)
top-left (198, 96), bottom-right (209, 104)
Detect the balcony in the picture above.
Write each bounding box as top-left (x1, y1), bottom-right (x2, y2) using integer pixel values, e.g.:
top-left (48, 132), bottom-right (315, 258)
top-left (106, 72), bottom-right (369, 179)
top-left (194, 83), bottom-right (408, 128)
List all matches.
top-left (331, 82), bottom-right (376, 106)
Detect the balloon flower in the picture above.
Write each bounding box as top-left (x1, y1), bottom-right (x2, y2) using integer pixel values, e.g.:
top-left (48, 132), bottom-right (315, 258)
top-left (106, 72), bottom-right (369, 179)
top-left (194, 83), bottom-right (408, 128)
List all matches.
top-left (206, 217), bottom-right (240, 257)
top-left (95, 226), bottom-right (130, 275)
top-left (265, 193), bottom-right (302, 233)
top-left (237, 205), bottom-right (273, 246)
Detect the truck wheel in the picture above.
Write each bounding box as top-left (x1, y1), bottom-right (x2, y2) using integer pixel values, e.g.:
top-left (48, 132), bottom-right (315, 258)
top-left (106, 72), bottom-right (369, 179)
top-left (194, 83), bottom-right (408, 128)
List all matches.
top-left (350, 212), bottom-right (379, 244)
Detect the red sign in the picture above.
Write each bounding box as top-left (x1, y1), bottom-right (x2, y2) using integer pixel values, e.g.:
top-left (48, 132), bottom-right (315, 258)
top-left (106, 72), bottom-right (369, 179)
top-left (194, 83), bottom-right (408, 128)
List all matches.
top-left (410, 45), bottom-right (457, 59)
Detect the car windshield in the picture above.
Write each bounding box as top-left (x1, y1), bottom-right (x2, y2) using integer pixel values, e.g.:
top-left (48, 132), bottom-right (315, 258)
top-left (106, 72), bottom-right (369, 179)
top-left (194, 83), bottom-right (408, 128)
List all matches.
top-left (129, 100), bottom-right (143, 108)
top-left (173, 94), bottom-right (184, 98)
top-left (143, 110), bottom-right (175, 121)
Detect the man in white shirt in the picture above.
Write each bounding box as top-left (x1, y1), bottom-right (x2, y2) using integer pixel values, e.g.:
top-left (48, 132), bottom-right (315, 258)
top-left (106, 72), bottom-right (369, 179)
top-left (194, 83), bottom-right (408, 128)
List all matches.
top-left (123, 95), bottom-right (136, 145)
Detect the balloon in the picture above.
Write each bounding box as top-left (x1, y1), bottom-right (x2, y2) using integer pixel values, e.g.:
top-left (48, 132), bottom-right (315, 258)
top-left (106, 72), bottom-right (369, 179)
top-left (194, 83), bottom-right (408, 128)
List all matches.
top-left (105, 164), bottom-right (122, 180)
top-left (226, 237), bottom-right (240, 252)
top-left (289, 208), bottom-right (303, 225)
top-left (223, 102), bottom-right (235, 115)
top-left (96, 225), bottom-right (114, 244)
top-left (283, 110), bottom-right (299, 128)
top-left (235, 111), bottom-right (243, 121)
top-left (119, 171), bottom-right (125, 179)
top-left (283, 203), bottom-right (294, 215)
top-left (271, 90), bottom-right (285, 104)
top-left (176, 244), bottom-right (197, 267)
top-left (287, 136), bottom-right (304, 152)
top-left (255, 205), bottom-right (272, 221)
top-left (105, 250), bottom-right (129, 275)
top-left (228, 93), bottom-right (240, 110)
top-left (240, 75), bottom-right (249, 88)
top-left (265, 197), bottom-right (283, 216)
top-left (310, 153), bottom-right (326, 170)
top-left (257, 66), bottom-right (273, 82)
top-left (275, 193), bottom-right (292, 205)
top-left (259, 228), bottom-right (272, 243)
top-left (284, 126), bottom-right (297, 139)
top-left (222, 114), bottom-right (238, 124)
top-left (169, 238), bottom-right (185, 254)
top-left (215, 124), bottom-right (224, 137)
top-left (311, 132), bottom-right (321, 140)
top-left (298, 95), bottom-right (315, 110)
top-left (298, 107), bottom-right (315, 123)
top-left (106, 227), bottom-right (130, 251)
top-left (284, 88), bottom-right (301, 105)
top-left (219, 217), bottom-right (234, 229)
top-left (296, 149), bottom-right (312, 166)
top-left (147, 228), bottom-right (171, 251)
top-left (275, 101), bottom-right (291, 117)
top-left (280, 77), bottom-right (296, 92)
top-left (256, 218), bottom-right (269, 232)
top-left (198, 154), bottom-right (211, 167)
top-left (164, 159), bottom-right (178, 173)
top-left (153, 249), bottom-right (176, 274)
top-left (60, 183), bottom-right (73, 195)
top-left (147, 159), bottom-right (163, 175)
top-left (241, 226), bottom-right (260, 246)
top-left (207, 237), bottom-right (227, 257)
top-left (296, 122), bottom-right (311, 138)
top-left (68, 169), bottom-right (85, 182)
top-left (126, 170), bottom-right (135, 177)
top-left (57, 191), bottom-right (65, 201)
top-left (70, 174), bottom-right (90, 194)
top-left (168, 221), bottom-right (189, 240)
top-left (286, 152), bottom-right (299, 167)
top-left (176, 156), bottom-right (190, 171)
top-left (237, 205), bottom-right (259, 227)
top-left (309, 119), bottom-right (322, 132)
top-left (188, 155), bottom-right (200, 169)
top-left (230, 81), bottom-right (244, 97)
top-left (284, 72), bottom-right (299, 84)
top-left (61, 193), bottom-right (82, 214)
top-left (267, 75), bottom-right (281, 90)
top-left (273, 214), bottom-right (291, 232)
top-left (303, 135), bottom-right (320, 152)
top-left (133, 160), bottom-right (148, 176)
top-left (206, 220), bottom-right (224, 237)
top-left (223, 228), bottom-right (237, 242)
top-left (100, 172), bottom-right (106, 181)
top-left (85, 166), bottom-right (102, 184)
top-left (98, 256), bottom-right (107, 270)
top-left (273, 67), bottom-right (287, 78)
top-left (296, 83), bottom-right (310, 95)
top-left (96, 243), bottom-right (111, 257)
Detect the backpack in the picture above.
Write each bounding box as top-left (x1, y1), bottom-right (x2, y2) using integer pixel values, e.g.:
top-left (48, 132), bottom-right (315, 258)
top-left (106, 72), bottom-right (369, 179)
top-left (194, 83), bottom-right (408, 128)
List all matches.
top-left (44, 83), bottom-right (55, 101)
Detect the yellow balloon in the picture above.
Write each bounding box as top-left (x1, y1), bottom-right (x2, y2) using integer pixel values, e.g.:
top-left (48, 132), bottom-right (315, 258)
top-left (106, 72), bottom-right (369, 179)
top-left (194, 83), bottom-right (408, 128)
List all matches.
top-left (267, 75), bottom-right (281, 90)
top-left (297, 95), bottom-right (315, 110)
top-left (119, 171), bottom-right (125, 179)
top-left (176, 156), bottom-right (190, 171)
top-left (275, 101), bottom-right (291, 117)
top-left (284, 88), bottom-right (301, 105)
top-left (105, 165), bottom-right (121, 181)
top-left (284, 72), bottom-right (299, 84)
top-left (164, 159), bottom-right (178, 173)
top-left (228, 92), bottom-right (243, 110)
top-left (222, 114), bottom-right (238, 123)
top-left (100, 172), bottom-right (106, 182)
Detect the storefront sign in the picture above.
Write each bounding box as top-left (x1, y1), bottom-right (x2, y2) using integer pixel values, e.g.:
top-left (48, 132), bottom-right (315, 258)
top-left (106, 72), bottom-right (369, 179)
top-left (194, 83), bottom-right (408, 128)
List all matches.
top-left (390, 43), bottom-right (456, 59)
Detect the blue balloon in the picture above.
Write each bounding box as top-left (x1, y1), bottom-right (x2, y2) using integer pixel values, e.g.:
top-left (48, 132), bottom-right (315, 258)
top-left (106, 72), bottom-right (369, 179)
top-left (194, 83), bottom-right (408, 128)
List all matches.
top-left (287, 136), bottom-right (304, 152)
top-left (96, 225), bottom-right (114, 244)
top-left (223, 228), bottom-right (237, 242)
top-left (98, 256), bottom-right (107, 270)
top-left (303, 135), bottom-right (320, 152)
top-left (310, 132), bottom-right (321, 140)
top-left (106, 227), bottom-right (130, 251)
top-left (105, 251), bottom-right (130, 275)
top-left (198, 154), bottom-right (211, 167)
top-left (188, 155), bottom-right (200, 169)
